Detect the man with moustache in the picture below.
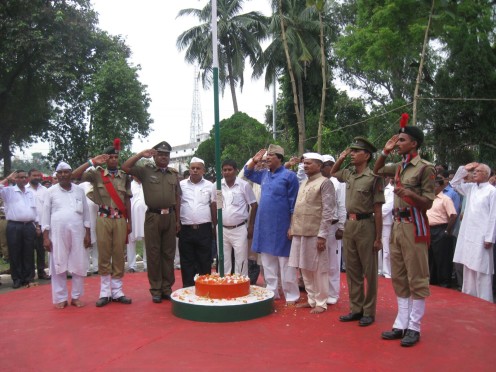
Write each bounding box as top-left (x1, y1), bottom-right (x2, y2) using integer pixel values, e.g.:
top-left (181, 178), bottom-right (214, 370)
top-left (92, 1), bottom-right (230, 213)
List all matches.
top-left (26, 168), bottom-right (50, 280)
top-left (0, 171), bottom-right (37, 288)
top-left (177, 157), bottom-right (217, 288)
top-left (42, 162), bottom-right (91, 309)
top-left (331, 137), bottom-right (384, 327)
top-left (374, 114), bottom-right (436, 347)
top-left (244, 145), bottom-right (300, 305)
top-left (72, 140), bottom-right (133, 307)
top-left (122, 141), bottom-right (181, 303)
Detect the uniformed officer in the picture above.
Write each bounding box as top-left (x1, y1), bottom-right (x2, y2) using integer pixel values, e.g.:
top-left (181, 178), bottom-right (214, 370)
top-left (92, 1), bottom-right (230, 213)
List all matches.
top-left (122, 141), bottom-right (181, 304)
top-left (374, 114), bottom-right (435, 347)
top-left (331, 136), bottom-right (385, 327)
top-left (72, 140), bottom-right (133, 307)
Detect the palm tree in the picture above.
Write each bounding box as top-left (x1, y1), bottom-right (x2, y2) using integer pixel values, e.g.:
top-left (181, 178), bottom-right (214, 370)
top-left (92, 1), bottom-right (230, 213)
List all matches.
top-left (253, 0), bottom-right (321, 154)
top-left (176, 0), bottom-right (269, 113)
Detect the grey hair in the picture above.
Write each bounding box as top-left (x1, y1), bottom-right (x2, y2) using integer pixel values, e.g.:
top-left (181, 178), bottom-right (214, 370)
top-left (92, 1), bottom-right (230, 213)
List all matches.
top-left (479, 164), bottom-right (491, 180)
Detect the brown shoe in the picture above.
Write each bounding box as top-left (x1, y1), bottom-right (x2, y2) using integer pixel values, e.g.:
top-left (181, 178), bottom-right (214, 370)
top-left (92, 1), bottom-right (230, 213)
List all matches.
top-left (71, 299), bottom-right (85, 308)
top-left (54, 301), bottom-right (68, 309)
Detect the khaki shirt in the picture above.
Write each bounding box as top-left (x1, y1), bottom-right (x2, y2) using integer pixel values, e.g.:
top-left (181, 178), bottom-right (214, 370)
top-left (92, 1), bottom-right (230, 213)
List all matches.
top-left (81, 167), bottom-right (132, 208)
top-left (335, 167), bottom-right (385, 213)
top-left (378, 156), bottom-right (435, 209)
top-left (129, 164), bottom-right (180, 209)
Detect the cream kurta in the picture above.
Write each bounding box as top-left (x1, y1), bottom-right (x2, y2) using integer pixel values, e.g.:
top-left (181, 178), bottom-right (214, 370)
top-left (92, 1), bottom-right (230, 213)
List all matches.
top-left (451, 166), bottom-right (496, 275)
top-left (41, 184), bottom-right (90, 276)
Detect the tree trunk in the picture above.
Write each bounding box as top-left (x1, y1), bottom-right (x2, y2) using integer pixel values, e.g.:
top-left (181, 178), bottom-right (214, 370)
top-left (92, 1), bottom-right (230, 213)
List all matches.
top-left (227, 61), bottom-right (239, 113)
top-left (297, 75), bottom-right (306, 150)
top-left (279, 0), bottom-right (304, 155)
top-left (317, 11), bottom-right (326, 153)
top-left (1, 134), bottom-right (12, 176)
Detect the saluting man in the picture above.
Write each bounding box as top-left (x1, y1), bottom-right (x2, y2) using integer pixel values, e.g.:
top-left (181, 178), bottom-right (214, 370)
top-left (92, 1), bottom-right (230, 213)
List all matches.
top-left (72, 139), bottom-right (133, 307)
top-left (331, 137), bottom-right (384, 327)
top-left (374, 113), bottom-right (436, 347)
top-left (122, 141), bottom-right (181, 304)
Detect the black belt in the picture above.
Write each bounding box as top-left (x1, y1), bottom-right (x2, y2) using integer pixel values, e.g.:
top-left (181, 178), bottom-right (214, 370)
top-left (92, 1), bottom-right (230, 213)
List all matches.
top-left (182, 222), bottom-right (211, 230)
top-left (347, 213), bottom-right (373, 221)
top-left (331, 220), bottom-right (339, 225)
top-left (223, 221), bottom-right (246, 229)
top-left (8, 220), bottom-right (34, 225)
top-left (147, 207), bottom-right (174, 215)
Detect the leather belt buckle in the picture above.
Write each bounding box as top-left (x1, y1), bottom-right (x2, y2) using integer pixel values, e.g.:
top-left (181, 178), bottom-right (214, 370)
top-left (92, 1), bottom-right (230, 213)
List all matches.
top-left (160, 208), bottom-right (170, 215)
top-left (192, 224), bottom-right (200, 229)
top-left (348, 213), bottom-right (357, 221)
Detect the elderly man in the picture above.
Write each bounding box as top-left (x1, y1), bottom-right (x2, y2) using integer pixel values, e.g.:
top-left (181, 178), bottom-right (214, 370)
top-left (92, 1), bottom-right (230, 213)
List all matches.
top-left (42, 162), bottom-right (91, 308)
top-left (244, 145), bottom-right (300, 305)
top-left (122, 141), bottom-right (181, 303)
top-left (451, 162), bottom-right (496, 302)
top-left (290, 153), bottom-right (335, 313)
top-left (374, 116), bottom-right (435, 347)
top-left (218, 159), bottom-right (257, 276)
top-left (331, 137), bottom-right (384, 327)
top-left (321, 155), bottom-right (346, 304)
top-left (72, 141), bottom-right (132, 307)
top-left (178, 157), bottom-right (216, 287)
top-left (0, 170), bottom-right (37, 288)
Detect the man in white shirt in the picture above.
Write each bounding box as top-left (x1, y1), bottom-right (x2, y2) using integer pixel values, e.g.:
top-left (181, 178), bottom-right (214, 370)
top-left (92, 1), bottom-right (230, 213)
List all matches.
top-left (41, 162), bottom-right (91, 308)
top-left (0, 170), bottom-right (38, 288)
top-left (179, 157), bottom-right (217, 287)
top-left (26, 168), bottom-right (50, 280)
top-left (451, 162), bottom-right (496, 302)
top-left (218, 160), bottom-right (257, 276)
top-left (321, 155), bottom-right (346, 305)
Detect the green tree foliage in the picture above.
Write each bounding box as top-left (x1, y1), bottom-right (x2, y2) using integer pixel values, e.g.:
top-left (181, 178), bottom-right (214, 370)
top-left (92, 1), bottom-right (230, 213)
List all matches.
top-left (0, 1), bottom-right (152, 173)
top-left (176, 0), bottom-right (268, 113)
top-left (195, 112), bottom-right (273, 174)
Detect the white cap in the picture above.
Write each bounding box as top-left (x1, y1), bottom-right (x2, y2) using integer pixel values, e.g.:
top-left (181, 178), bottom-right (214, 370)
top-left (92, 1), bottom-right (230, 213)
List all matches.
top-left (190, 156), bottom-right (204, 165)
top-left (303, 152), bottom-right (323, 162)
top-left (55, 162), bottom-right (72, 172)
top-left (322, 155), bottom-right (336, 163)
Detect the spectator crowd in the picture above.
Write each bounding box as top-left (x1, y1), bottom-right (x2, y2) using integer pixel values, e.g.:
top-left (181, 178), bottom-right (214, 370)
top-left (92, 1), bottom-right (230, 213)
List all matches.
top-left (1, 119), bottom-right (495, 348)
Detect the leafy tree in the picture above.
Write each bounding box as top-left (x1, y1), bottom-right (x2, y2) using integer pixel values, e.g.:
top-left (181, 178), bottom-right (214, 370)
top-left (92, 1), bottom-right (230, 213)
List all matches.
top-left (195, 112), bottom-right (273, 173)
top-left (176, 0), bottom-right (268, 113)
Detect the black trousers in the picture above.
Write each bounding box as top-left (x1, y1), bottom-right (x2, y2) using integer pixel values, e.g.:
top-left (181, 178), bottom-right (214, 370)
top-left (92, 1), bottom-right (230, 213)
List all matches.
top-left (429, 224), bottom-right (454, 287)
top-left (178, 223), bottom-right (212, 287)
top-left (6, 221), bottom-right (35, 284)
top-left (34, 234), bottom-right (46, 275)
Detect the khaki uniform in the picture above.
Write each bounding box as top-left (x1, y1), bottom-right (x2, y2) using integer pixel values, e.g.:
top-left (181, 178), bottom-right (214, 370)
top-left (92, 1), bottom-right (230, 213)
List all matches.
top-left (379, 157), bottom-right (435, 299)
top-left (0, 198), bottom-right (8, 260)
top-left (335, 167), bottom-right (384, 317)
top-left (129, 164), bottom-right (180, 297)
top-left (82, 167), bottom-right (132, 278)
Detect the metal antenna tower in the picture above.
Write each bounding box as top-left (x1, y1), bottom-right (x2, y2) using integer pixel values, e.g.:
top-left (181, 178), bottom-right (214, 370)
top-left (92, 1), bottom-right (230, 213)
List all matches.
top-left (190, 65), bottom-right (204, 143)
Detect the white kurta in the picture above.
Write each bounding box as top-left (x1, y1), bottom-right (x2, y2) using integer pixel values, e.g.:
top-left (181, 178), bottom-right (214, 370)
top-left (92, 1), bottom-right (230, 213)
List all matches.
top-left (451, 167), bottom-right (496, 275)
top-left (130, 180), bottom-right (146, 240)
top-left (41, 184), bottom-right (90, 276)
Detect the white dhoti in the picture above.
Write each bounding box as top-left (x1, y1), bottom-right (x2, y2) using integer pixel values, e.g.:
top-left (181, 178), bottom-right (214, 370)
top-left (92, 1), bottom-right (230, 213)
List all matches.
top-left (462, 266), bottom-right (494, 303)
top-left (327, 224), bottom-right (342, 302)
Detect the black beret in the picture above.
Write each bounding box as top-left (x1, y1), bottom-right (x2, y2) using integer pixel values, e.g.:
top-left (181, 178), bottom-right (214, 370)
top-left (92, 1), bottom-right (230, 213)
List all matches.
top-left (399, 126), bottom-right (424, 146)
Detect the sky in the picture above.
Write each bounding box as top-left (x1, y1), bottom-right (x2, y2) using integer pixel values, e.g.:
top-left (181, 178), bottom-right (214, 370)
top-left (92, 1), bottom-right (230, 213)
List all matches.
top-left (17, 0), bottom-right (274, 158)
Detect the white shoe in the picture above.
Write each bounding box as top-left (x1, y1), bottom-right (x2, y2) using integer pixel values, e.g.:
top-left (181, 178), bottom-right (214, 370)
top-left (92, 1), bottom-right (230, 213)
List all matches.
top-left (384, 274), bottom-right (391, 279)
top-left (326, 297), bottom-right (338, 305)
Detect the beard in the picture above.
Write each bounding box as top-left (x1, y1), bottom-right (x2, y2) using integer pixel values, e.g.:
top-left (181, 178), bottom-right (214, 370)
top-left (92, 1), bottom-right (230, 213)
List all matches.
top-left (30, 179), bottom-right (40, 186)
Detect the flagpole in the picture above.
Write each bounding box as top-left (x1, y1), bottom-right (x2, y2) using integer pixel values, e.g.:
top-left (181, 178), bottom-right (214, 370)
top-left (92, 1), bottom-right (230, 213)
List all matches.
top-left (212, 0), bottom-right (224, 277)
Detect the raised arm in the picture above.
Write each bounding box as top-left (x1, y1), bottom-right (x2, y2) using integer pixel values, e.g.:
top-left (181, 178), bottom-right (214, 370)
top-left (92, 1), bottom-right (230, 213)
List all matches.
top-left (121, 149), bottom-right (157, 174)
top-left (72, 154), bottom-right (109, 179)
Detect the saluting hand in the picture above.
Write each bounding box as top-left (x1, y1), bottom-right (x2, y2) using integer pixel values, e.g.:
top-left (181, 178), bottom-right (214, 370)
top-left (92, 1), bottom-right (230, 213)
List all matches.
top-left (252, 149), bottom-right (267, 164)
top-left (339, 148), bottom-right (351, 160)
top-left (92, 154), bottom-right (109, 166)
top-left (464, 162), bottom-right (479, 172)
top-left (141, 149), bottom-right (157, 158)
top-left (384, 134), bottom-right (400, 154)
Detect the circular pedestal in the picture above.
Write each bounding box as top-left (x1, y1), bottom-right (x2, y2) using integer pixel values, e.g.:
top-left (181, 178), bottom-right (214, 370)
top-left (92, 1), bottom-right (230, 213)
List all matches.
top-left (171, 285), bottom-right (274, 322)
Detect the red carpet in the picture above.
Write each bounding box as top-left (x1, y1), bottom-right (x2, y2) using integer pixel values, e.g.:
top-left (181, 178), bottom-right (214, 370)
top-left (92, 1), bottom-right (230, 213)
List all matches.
top-left (1, 272), bottom-right (495, 371)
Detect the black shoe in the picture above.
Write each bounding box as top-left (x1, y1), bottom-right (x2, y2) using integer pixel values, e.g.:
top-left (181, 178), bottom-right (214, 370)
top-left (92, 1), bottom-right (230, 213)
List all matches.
top-left (38, 272), bottom-right (51, 280)
top-left (358, 316), bottom-right (375, 327)
top-left (339, 312), bottom-right (363, 322)
top-left (152, 295), bottom-right (162, 303)
top-left (12, 280), bottom-right (21, 289)
top-left (381, 328), bottom-right (406, 340)
top-left (112, 296), bottom-right (132, 304)
top-left (161, 293), bottom-right (171, 300)
top-left (401, 329), bottom-right (421, 347)
top-left (96, 297), bottom-right (111, 307)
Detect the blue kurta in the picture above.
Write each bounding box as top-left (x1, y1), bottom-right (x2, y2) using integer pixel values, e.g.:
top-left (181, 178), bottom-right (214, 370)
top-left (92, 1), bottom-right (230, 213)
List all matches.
top-left (244, 165), bottom-right (299, 257)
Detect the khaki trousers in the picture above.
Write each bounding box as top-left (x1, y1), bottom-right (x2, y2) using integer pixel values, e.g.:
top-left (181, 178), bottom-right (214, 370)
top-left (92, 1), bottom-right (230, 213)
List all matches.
top-left (96, 217), bottom-right (126, 278)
